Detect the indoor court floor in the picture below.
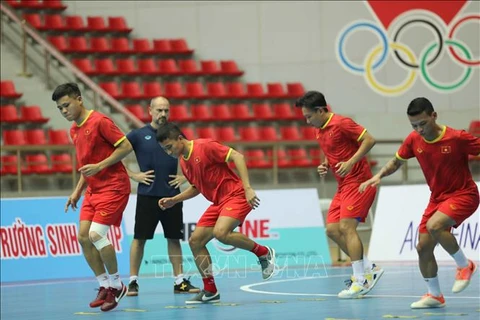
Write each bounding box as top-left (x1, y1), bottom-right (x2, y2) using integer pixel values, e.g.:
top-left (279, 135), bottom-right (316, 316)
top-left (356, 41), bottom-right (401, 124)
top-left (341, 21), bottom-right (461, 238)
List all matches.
top-left (1, 264), bottom-right (479, 320)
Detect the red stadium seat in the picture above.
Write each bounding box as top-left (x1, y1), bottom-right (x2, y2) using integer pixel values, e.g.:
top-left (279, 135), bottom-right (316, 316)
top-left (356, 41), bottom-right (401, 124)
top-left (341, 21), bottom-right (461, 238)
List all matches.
top-left (246, 83), bottom-right (266, 99)
top-left (25, 129), bottom-right (47, 145)
top-left (1, 155), bottom-right (19, 175)
top-left (180, 127), bottom-right (195, 139)
top-left (259, 126), bottom-right (278, 141)
top-left (72, 58), bottom-right (95, 75)
top-left (65, 15), bottom-right (87, 32)
top-left (95, 58), bottom-right (116, 75)
top-left (231, 104), bottom-right (252, 121)
top-left (280, 126), bottom-right (302, 141)
top-left (164, 82), bottom-right (185, 99)
top-left (185, 82), bottom-right (207, 99)
top-left (170, 39), bottom-right (193, 54)
top-left (132, 38), bottom-right (152, 54)
top-left (169, 104), bottom-right (190, 122)
top-left (215, 127), bottom-right (237, 142)
top-left (196, 127), bottom-right (217, 139)
top-left (226, 82), bottom-right (246, 99)
top-left (2, 129), bottom-right (26, 145)
top-left (87, 16), bottom-right (108, 32)
top-left (51, 153), bottom-right (73, 173)
top-left (142, 82), bottom-right (162, 99)
top-left (99, 82), bottom-right (121, 99)
top-left (121, 82), bottom-right (143, 100)
top-left (245, 149), bottom-right (272, 169)
top-left (48, 129), bottom-right (70, 145)
top-left (239, 126), bottom-right (260, 141)
top-left (0, 105), bottom-right (21, 124)
top-left (23, 13), bottom-right (42, 29)
top-left (110, 37), bottom-right (132, 54)
top-left (272, 103), bottom-right (296, 120)
top-left (125, 105), bottom-right (149, 123)
top-left (191, 104), bottom-right (211, 122)
top-left (266, 83), bottom-right (287, 99)
top-left (206, 82), bottom-right (227, 99)
top-left (67, 36), bottom-right (89, 53)
top-left (107, 17), bottom-right (132, 33)
top-left (0, 81), bottom-right (23, 99)
top-left (137, 58), bottom-right (158, 75)
top-left (24, 154), bottom-right (51, 175)
top-left (48, 35), bottom-right (68, 52)
top-left (300, 126), bottom-right (317, 140)
top-left (158, 59), bottom-right (179, 75)
top-left (116, 58), bottom-right (137, 75)
top-left (200, 60), bottom-right (220, 76)
top-left (42, 14), bottom-right (65, 31)
top-left (152, 39), bottom-right (172, 53)
top-left (288, 148), bottom-right (312, 167)
top-left (20, 105), bottom-right (49, 124)
top-left (287, 82), bottom-right (305, 98)
top-left (178, 59), bottom-right (201, 76)
top-left (220, 60), bottom-right (243, 77)
top-left (252, 103), bottom-right (274, 120)
top-left (210, 104), bottom-right (232, 121)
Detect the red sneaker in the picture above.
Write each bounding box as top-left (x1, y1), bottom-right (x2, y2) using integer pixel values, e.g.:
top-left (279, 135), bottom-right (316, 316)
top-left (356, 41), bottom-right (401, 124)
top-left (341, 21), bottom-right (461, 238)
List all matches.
top-left (89, 287), bottom-right (107, 308)
top-left (100, 283), bottom-right (128, 312)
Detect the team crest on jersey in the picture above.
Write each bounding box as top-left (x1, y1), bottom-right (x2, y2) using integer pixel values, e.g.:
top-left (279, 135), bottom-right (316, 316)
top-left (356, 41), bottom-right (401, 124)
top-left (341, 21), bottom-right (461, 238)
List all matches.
top-left (84, 129), bottom-right (91, 135)
top-left (417, 148), bottom-right (423, 153)
top-left (441, 146), bottom-right (451, 154)
top-left (145, 135), bottom-right (152, 140)
top-left (194, 157), bottom-right (201, 163)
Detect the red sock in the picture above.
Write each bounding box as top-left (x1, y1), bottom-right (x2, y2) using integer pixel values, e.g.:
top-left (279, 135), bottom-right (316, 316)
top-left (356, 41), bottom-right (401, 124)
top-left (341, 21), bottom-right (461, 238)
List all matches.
top-left (251, 243), bottom-right (268, 257)
top-left (202, 276), bottom-right (217, 293)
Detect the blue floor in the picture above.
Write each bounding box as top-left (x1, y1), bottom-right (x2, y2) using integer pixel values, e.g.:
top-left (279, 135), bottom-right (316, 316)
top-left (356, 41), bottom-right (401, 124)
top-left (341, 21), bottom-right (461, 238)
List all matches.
top-left (1, 265), bottom-right (479, 320)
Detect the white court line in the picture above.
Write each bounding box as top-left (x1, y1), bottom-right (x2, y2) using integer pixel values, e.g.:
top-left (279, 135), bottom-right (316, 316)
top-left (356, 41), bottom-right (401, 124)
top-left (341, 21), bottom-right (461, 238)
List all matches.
top-left (240, 269), bottom-right (480, 300)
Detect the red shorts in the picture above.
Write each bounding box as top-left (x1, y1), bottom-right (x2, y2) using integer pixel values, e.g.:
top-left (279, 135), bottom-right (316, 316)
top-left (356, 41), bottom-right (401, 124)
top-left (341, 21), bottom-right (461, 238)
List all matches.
top-left (419, 192), bottom-right (479, 233)
top-left (326, 182), bottom-right (377, 224)
top-left (197, 196), bottom-right (252, 227)
top-left (80, 191), bottom-right (129, 227)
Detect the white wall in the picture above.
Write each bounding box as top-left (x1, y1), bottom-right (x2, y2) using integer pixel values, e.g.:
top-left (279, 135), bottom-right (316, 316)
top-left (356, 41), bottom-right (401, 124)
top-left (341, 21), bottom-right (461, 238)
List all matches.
top-left (65, 0), bottom-right (480, 140)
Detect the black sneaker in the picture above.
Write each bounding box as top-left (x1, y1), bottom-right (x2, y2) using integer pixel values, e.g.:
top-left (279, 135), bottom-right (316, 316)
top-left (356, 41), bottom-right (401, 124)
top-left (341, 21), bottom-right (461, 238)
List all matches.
top-left (127, 280), bottom-right (138, 297)
top-left (185, 290), bottom-right (220, 304)
top-left (174, 277), bottom-right (201, 294)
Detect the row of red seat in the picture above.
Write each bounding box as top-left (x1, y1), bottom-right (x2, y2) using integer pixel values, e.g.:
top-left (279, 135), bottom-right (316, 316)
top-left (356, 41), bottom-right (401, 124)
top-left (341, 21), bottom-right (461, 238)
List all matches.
top-left (1, 81), bottom-right (23, 99)
top-left (48, 36), bottom-right (193, 55)
top-left (1, 105), bottom-right (49, 124)
top-left (2, 129), bottom-right (70, 145)
top-left (100, 81), bottom-right (304, 100)
top-left (158, 125), bottom-right (316, 142)
top-left (126, 103), bottom-right (304, 123)
top-left (73, 58), bottom-right (243, 77)
top-left (1, 153), bottom-right (73, 175)
top-left (5, 0), bottom-right (66, 10)
top-left (24, 14), bottom-right (132, 33)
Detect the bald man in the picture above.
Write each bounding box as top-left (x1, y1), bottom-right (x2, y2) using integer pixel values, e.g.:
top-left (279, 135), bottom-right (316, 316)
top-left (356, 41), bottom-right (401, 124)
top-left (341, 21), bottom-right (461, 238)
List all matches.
top-left (124, 97), bottom-right (199, 296)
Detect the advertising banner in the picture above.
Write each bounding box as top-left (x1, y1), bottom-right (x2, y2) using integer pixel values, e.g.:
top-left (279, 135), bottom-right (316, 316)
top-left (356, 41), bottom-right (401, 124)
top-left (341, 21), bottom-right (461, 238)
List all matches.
top-left (1, 188), bottom-right (330, 282)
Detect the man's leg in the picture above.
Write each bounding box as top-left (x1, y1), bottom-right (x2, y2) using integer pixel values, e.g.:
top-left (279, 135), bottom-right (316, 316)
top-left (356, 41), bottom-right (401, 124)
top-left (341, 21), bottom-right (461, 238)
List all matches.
top-left (427, 210), bottom-right (477, 294)
top-left (213, 215), bottom-right (276, 281)
top-left (326, 223), bottom-right (349, 256)
top-left (79, 220), bottom-right (107, 276)
top-left (167, 238), bottom-right (183, 276)
top-left (185, 226), bottom-right (220, 304)
top-left (410, 232), bottom-right (445, 309)
top-left (127, 238), bottom-right (146, 296)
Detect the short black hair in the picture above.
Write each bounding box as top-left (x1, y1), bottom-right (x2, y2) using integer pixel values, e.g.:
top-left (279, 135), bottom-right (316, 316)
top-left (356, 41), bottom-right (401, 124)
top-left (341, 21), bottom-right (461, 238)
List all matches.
top-left (52, 83), bottom-right (81, 102)
top-left (295, 91), bottom-right (328, 112)
top-left (156, 122), bottom-right (186, 142)
top-left (407, 97), bottom-right (435, 116)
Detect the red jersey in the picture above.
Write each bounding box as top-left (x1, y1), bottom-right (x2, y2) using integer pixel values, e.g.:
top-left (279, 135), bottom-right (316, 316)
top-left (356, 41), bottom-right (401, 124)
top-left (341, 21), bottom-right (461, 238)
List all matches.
top-left (70, 110), bottom-right (130, 194)
top-left (315, 113), bottom-right (372, 186)
top-left (180, 139), bottom-right (244, 204)
top-left (396, 126), bottom-right (480, 202)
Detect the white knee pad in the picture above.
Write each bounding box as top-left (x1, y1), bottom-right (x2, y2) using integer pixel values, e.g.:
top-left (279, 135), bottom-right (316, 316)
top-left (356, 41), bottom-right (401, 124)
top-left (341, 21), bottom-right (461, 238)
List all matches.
top-left (89, 222), bottom-right (111, 250)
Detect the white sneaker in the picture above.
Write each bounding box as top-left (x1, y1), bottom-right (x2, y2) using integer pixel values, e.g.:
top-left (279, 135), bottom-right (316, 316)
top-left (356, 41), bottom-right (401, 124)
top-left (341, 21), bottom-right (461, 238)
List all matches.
top-left (338, 279), bottom-right (369, 299)
top-left (363, 263), bottom-right (384, 294)
top-left (452, 260), bottom-right (477, 293)
top-left (258, 246), bottom-right (276, 281)
top-left (410, 294), bottom-right (445, 309)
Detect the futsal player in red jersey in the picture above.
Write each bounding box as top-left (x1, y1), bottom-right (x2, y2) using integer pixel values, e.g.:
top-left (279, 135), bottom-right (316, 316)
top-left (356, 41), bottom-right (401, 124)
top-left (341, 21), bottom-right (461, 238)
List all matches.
top-left (52, 83), bottom-right (132, 312)
top-left (295, 91), bottom-right (384, 299)
top-left (360, 97), bottom-right (479, 309)
top-left (155, 122), bottom-right (276, 304)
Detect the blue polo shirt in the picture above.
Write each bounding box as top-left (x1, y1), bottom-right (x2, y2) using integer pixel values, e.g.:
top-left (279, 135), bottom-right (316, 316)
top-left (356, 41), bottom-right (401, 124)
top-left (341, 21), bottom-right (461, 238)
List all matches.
top-left (126, 124), bottom-right (180, 197)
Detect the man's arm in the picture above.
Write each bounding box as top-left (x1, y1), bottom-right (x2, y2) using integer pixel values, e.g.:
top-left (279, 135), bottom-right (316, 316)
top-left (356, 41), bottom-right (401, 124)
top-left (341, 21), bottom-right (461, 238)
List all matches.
top-left (228, 148), bottom-right (260, 208)
top-left (359, 156), bottom-right (406, 192)
top-left (172, 185), bottom-right (200, 202)
top-left (349, 131), bottom-right (376, 165)
top-left (336, 130), bottom-right (376, 177)
top-left (375, 156), bottom-right (405, 179)
top-left (79, 138), bottom-right (133, 176)
top-left (228, 148), bottom-right (252, 191)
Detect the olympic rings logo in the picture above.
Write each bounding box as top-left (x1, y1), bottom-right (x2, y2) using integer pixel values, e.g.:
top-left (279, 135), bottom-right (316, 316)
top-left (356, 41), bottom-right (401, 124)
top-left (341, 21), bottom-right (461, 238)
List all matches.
top-left (337, 14), bottom-right (479, 96)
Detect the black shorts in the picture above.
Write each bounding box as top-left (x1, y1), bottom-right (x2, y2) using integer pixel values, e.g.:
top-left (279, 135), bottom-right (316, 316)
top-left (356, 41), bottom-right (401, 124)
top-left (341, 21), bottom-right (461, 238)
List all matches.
top-left (134, 194), bottom-right (184, 240)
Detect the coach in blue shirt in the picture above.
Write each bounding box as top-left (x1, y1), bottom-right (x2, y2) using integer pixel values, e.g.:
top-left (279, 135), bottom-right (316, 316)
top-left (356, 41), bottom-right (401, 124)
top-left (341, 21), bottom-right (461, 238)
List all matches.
top-left (124, 96), bottom-right (199, 295)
